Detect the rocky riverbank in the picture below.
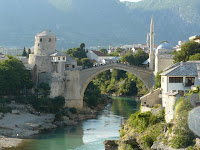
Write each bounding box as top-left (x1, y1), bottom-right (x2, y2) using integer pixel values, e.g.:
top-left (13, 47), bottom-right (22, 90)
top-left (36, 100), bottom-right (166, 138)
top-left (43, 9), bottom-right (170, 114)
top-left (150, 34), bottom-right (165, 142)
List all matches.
top-left (0, 95), bottom-right (112, 150)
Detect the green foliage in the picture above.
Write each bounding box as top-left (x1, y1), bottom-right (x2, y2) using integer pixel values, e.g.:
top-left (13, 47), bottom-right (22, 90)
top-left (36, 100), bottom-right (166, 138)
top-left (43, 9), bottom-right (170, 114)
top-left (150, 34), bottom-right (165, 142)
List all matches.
top-left (109, 51), bottom-right (120, 56)
top-left (84, 81), bottom-right (101, 107)
top-left (120, 50), bottom-right (148, 66)
top-left (65, 47), bottom-right (87, 60)
top-left (111, 69), bottom-right (126, 81)
top-left (38, 82), bottom-right (50, 97)
top-left (0, 56), bottom-right (33, 95)
top-left (27, 48), bottom-right (31, 58)
top-left (141, 135), bottom-right (154, 148)
top-left (189, 53), bottom-right (200, 61)
top-left (22, 47), bottom-right (27, 56)
top-left (99, 48), bottom-right (107, 54)
top-left (81, 58), bottom-right (93, 68)
top-left (69, 107), bottom-right (77, 114)
top-left (32, 96), bottom-right (65, 113)
top-left (128, 110), bottom-right (165, 133)
top-left (154, 71), bottom-right (162, 89)
top-left (133, 50), bottom-right (149, 66)
top-left (0, 105), bottom-right (12, 113)
top-left (173, 41), bottom-right (200, 63)
top-left (121, 54), bottom-right (134, 65)
top-left (170, 95), bottom-right (196, 148)
top-left (80, 43), bottom-right (85, 50)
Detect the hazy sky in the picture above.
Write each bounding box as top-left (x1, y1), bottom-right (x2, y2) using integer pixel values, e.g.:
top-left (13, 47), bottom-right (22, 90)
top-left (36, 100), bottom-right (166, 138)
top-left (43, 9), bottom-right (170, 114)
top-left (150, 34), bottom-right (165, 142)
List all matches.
top-left (120, 0), bottom-right (141, 2)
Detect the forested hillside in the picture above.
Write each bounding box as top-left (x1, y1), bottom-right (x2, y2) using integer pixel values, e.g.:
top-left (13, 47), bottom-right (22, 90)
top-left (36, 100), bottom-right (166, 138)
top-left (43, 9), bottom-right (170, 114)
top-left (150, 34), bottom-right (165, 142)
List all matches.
top-left (0, 0), bottom-right (200, 49)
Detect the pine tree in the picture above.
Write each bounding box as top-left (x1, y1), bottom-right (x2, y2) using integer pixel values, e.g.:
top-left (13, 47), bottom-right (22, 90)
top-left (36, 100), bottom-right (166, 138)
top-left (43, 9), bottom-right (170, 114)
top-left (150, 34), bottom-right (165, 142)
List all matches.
top-left (22, 47), bottom-right (27, 56)
top-left (27, 48), bottom-right (31, 58)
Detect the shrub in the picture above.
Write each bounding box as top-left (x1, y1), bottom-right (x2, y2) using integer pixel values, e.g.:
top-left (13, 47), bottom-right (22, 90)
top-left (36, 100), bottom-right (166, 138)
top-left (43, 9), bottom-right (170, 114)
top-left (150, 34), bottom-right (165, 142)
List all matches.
top-left (170, 95), bottom-right (196, 148)
top-left (0, 106), bottom-right (12, 113)
top-left (141, 135), bottom-right (154, 148)
top-left (69, 107), bottom-right (77, 114)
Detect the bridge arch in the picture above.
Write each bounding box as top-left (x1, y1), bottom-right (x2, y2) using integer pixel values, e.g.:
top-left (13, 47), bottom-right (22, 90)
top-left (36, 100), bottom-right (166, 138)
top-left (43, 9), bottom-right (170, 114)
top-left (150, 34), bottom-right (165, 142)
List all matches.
top-left (79, 63), bottom-right (154, 98)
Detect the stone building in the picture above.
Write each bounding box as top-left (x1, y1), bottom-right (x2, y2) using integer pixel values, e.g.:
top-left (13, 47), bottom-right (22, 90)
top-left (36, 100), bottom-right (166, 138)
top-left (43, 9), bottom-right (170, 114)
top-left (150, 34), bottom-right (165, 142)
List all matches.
top-left (154, 42), bottom-right (174, 74)
top-left (28, 30), bottom-right (78, 84)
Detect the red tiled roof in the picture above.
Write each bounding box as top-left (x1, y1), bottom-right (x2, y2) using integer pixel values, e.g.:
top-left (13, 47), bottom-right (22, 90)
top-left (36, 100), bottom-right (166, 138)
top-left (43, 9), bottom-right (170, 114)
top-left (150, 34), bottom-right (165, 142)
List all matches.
top-left (91, 50), bottom-right (108, 56)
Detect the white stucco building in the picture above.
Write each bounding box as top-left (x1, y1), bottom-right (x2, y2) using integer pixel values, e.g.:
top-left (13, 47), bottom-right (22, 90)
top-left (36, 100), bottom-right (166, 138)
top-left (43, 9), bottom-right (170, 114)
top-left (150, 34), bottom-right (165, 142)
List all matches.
top-left (86, 50), bottom-right (118, 63)
top-left (160, 61), bottom-right (200, 122)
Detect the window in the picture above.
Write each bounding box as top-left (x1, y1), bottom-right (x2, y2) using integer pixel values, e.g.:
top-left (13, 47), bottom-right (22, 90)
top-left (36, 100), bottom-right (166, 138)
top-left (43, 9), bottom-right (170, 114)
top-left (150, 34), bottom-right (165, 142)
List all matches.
top-left (72, 65), bottom-right (75, 68)
top-left (185, 77), bottom-right (195, 86)
top-left (58, 57), bottom-right (60, 60)
top-left (51, 57), bottom-right (53, 60)
top-left (40, 38), bottom-right (42, 42)
top-left (169, 77), bottom-right (183, 83)
top-left (63, 57), bottom-right (65, 60)
top-left (49, 38), bottom-right (51, 42)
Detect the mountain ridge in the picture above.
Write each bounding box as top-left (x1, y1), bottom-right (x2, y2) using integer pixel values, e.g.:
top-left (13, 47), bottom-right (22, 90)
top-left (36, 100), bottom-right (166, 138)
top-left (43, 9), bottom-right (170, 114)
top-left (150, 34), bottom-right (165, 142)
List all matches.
top-left (0, 0), bottom-right (199, 49)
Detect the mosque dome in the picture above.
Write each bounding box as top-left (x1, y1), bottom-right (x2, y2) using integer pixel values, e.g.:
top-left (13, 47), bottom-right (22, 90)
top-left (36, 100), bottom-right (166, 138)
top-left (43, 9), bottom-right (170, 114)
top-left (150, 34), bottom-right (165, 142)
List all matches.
top-left (157, 42), bottom-right (174, 50)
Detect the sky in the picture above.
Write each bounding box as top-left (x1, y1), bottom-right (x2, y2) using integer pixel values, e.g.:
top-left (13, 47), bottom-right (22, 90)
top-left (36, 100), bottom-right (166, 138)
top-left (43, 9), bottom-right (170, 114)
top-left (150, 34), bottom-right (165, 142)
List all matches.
top-left (120, 0), bottom-right (141, 2)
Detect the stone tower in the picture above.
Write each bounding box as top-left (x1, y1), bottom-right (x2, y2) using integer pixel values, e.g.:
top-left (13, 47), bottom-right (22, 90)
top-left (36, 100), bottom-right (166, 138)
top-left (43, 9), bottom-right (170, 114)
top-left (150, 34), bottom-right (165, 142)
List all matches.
top-left (149, 17), bottom-right (155, 70)
top-left (29, 30), bottom-right (56, 75)
top-left (34, 30), bottom-right (56, 56)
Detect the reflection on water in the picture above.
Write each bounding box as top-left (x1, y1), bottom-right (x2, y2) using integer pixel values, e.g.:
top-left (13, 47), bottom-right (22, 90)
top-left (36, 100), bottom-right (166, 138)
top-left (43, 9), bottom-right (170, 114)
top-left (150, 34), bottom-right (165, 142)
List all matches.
top-left (19, 97), bottom-right (140, 150)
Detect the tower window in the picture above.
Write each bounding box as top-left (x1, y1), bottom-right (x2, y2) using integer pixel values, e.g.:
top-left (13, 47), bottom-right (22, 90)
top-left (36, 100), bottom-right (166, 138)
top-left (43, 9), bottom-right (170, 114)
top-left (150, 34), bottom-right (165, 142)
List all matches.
top-left (63, 57), bottom-right (65, 60)
top-left (49, 38), bottom-right (51, 42)
top-left (58, 57), bottom-right (60, 60)
top-left (40, 38), bottom-right (42, 42)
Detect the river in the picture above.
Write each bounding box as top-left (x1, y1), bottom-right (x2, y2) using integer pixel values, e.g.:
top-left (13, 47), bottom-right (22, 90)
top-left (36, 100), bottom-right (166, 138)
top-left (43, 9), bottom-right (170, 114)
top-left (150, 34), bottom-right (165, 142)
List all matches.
top-left (18, 97), bottom-right (140, 150)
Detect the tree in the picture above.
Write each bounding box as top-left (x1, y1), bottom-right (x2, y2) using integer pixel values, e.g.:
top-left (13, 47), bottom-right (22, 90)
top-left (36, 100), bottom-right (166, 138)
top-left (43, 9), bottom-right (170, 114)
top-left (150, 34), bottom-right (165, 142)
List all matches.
top-left (65, 47), bottom-right (87, 60)
top-left (121, 54), bottom-right (135, 65)
top-left (133, 49), bottom-right (149, 66)
top-left (81, 58), bottom-right (93, 68)
top-left (120, 50), bottom-right (148, 66)
top-left (154, 71), bottom-right (162, 89)
top-left (22, 47), bottom-right (27, 56)
top-left (0, 56), bottom-right (33, 95)
top-left (99, 48), bottom-right (107, 54)
top-left (80, 43), bottom-right (85, 50)
top-left (84, 81), bottom-right (101, 107)
top-left (27, 48), bottom-right (31, 58)
top-left (173, 41), bottom-right (200, 63)
top-left (189, 53), bottom-right (200, 61)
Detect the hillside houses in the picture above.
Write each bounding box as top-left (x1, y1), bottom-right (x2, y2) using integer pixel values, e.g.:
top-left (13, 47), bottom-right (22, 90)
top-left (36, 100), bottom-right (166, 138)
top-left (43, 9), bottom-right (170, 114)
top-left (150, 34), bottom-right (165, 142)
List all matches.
top-left (86, 50), bottom-right (120, 64)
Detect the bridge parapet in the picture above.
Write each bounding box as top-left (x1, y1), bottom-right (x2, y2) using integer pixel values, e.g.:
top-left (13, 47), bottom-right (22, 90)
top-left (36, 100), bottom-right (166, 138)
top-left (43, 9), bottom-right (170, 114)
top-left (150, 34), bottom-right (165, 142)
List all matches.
top-left (79, 63), bottom-right (154, 98)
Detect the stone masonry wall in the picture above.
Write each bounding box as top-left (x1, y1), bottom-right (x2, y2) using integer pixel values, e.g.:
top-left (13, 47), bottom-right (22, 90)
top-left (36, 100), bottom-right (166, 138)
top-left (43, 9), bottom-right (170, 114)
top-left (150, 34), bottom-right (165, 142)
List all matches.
top-left (140, 88), bottom-right (162, 108)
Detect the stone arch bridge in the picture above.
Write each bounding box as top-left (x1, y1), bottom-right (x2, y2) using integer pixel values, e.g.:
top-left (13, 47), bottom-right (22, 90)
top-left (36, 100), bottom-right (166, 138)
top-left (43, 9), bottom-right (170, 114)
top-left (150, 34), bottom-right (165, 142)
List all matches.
top-left (50, 63), bottom-right (154, 108)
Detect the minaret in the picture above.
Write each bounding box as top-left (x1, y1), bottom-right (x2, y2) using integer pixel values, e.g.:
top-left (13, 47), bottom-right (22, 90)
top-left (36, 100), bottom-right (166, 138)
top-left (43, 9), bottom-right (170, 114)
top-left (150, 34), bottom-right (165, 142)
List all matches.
top-left (146, 32), bottom-right (149, 51)
top-left (149, 16), bottom-right (155, 70)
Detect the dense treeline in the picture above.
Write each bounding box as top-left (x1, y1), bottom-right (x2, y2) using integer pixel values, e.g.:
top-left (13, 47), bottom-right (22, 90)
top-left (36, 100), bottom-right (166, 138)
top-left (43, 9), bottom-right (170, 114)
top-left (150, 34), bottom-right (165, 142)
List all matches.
top-left (0, 56), bottom-right (33, 95)
top-left (173, 41), bottom-right (200, 63)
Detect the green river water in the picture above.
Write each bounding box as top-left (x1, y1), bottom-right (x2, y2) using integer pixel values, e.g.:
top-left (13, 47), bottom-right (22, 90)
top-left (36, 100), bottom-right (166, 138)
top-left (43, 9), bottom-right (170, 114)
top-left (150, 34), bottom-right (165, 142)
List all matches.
top-left (18, 97), bottom-right (140, 150)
